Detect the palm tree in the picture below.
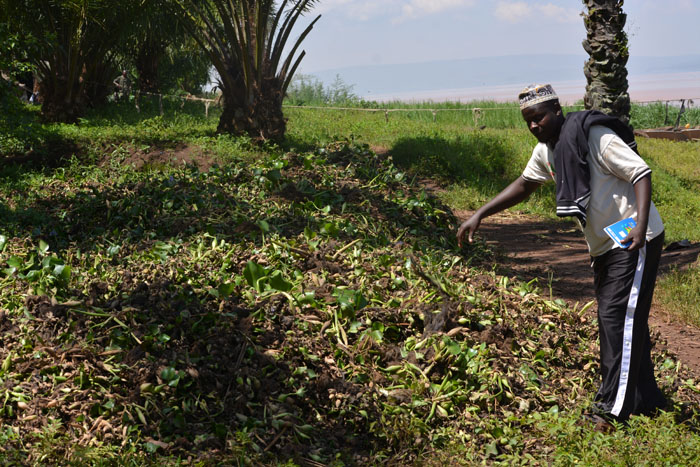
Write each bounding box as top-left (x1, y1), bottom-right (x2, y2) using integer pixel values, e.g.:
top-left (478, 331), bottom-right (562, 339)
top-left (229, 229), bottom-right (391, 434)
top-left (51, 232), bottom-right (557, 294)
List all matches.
top-left (1, 0), bottom-right (143, 122)
top-left (174, 0), bottom-right (321, 140)
top-left (582, 0), bottom-right (632, 125)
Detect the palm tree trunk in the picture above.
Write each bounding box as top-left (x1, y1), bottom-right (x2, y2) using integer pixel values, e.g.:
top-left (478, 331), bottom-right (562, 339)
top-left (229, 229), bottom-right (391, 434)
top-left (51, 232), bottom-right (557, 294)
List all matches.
top-left (136, 38), bottom-right (163, 93)
top-left (39, 60), bottom-right (86, 123)
top-left (217, 75), bottom-right (286, 141)
top-left (582, 0), bottom-right (632, 125)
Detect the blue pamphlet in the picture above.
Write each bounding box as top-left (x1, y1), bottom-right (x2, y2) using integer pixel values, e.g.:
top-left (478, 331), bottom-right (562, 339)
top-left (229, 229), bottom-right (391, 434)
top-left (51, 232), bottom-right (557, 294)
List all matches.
top-left (603, 217), bottom-right (637, 248)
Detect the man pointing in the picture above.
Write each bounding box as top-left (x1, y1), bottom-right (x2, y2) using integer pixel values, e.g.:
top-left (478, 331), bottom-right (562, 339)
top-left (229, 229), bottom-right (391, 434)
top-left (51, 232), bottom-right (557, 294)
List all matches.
top-left (457, 84), bottom-right (666, 424)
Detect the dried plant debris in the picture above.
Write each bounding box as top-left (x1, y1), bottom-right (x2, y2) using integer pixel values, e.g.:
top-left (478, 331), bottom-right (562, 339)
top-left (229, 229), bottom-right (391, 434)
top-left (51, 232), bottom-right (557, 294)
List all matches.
top-left (0, 141), bottom-right (698, 464)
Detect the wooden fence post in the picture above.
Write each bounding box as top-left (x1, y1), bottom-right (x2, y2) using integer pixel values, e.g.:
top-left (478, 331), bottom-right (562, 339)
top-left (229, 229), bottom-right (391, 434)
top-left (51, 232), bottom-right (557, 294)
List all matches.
top-left (472, 108), bottom-right (482, 127)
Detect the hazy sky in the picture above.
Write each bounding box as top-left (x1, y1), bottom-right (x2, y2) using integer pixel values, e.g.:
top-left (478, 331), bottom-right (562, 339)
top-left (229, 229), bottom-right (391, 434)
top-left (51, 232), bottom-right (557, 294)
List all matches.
top-left (293, 0), bottom-right (700, 73)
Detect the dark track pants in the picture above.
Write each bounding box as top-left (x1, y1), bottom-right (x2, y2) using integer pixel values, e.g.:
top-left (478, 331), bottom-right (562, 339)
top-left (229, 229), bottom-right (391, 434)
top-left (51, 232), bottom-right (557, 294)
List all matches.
top-left (591, 232), bottom-right (666, 421)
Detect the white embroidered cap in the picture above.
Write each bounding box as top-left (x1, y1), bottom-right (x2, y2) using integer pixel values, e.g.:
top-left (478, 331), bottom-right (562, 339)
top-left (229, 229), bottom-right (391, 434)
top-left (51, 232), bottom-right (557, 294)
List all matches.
top-left (518, 84), bottom-right (558, 110)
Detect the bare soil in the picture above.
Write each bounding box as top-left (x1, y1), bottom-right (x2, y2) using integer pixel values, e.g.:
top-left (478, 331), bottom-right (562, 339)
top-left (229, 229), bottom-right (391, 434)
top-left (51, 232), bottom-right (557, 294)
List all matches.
top-left (454, 210), bottom-right (700, 377)
top-left (100, 142), bottom-right (218, 171)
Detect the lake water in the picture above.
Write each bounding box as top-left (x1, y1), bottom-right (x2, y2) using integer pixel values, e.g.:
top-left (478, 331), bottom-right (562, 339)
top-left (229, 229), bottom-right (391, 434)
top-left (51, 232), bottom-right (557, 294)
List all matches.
top-left (368, 71), bottom-right (700, 105)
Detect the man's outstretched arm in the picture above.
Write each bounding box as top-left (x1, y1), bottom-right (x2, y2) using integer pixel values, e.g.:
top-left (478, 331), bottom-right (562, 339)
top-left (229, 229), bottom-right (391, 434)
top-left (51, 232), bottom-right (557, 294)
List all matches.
top-left (457, 176), bottom-right (541, 247)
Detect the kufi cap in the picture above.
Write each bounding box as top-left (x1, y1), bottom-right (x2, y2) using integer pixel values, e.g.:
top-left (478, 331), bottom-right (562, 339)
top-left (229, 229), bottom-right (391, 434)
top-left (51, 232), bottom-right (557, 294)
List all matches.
top-left (518, 84), bottom-right (558, 110)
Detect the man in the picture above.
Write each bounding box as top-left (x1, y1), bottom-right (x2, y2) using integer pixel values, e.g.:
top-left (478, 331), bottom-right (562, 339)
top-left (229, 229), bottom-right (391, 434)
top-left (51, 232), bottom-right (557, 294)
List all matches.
top-left (113, 70), bottom-right (130, 101)
top-left (457, 84), bottom-right (666, 425)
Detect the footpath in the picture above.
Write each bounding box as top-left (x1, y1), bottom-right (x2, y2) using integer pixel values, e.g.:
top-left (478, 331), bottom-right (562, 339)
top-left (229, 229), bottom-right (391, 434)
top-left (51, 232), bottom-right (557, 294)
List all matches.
top-left (454, 210), bottom-right (700, 376)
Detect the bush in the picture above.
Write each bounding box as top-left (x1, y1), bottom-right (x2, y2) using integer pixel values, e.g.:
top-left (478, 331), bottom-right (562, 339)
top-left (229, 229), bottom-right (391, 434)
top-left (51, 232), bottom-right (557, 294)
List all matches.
top-left (285, 74), bottom-right (358, 106)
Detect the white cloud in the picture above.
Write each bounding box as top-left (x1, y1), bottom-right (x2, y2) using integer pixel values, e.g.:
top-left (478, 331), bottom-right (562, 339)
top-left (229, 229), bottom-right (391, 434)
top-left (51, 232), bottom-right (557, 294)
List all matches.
top-left (313, 0), bottom-right (478, 22)
top-left (313, 0), bottom-right (396, 21)
top-left (494, 1), bottom-right (530, 23)
top-left (400, 0), bottom-right (478, 19)
top-left (676, 0), bottom-right (695, 10)
top-left (495, 1), bottom-right (581, 24)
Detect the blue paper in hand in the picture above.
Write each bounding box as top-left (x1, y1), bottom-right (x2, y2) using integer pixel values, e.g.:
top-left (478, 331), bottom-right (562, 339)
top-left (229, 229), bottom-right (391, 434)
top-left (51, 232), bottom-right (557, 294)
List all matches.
top-left (603, 217), bottom-right (637, 248)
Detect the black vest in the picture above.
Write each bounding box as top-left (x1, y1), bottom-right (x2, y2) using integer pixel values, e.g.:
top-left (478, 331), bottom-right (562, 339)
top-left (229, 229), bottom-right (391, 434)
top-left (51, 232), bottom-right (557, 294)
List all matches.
top-left (553, 110), bottom-right (638, 226)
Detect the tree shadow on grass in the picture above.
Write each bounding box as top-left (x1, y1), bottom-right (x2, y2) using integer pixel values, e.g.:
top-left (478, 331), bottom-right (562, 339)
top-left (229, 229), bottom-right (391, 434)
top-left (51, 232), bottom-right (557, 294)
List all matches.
top-left (0, 139), bottom-right (472, 264)
top-left (391, 134), bottom-right (515, 183)
top-left (281, 133), bottom-right (324, 154)
top-left (16, 274), bottom-right (378, 463)
top-left (82, 98), bottom-right (219, 128)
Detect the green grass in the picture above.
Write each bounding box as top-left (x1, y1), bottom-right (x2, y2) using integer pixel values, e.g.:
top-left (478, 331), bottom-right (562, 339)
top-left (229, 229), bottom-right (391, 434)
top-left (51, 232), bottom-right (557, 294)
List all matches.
top-left (631, 101), bottom-right (700, 129)
top-left (640, 137), bottom-right (700, 326)
top-left (284, 103), bottom-right (583, 149)
top-left (656, 265), bottom-right (700, 327)
top-left (642, 137), bottom-right (700, 190)
top-left (529, 409), bottom-right (700, 466)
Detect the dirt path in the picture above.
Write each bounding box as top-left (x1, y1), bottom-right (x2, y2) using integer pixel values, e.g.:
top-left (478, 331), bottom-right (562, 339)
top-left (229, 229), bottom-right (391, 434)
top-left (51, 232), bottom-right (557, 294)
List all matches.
top-left (454, 210), bottom-right (700, 377)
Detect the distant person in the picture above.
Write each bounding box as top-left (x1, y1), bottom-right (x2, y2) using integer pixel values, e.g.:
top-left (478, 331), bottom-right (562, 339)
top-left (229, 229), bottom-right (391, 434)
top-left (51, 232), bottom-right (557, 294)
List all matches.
top-left (457, 84), bottom-right (666, 429)
top-left (113, 70), bottom-right (131, 101)
top-left (17, 71), bottom-right (34, 101)
top-left (30, 72), bottom-right (41, 104)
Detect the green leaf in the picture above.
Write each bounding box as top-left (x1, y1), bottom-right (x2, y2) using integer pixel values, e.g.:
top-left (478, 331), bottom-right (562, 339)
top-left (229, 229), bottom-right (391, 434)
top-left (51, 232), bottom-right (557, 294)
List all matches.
top-left (38, 240), bottom-right (49, 255)
top-left (349, 321), bottom-right (363, 333)
top-left (303, 226), bottom-right (316, 240)
top-left (135, 406), bottom-right (147, 425)
top-left (320, 222), bottom-right (339, 237)
top-left (445, 340), bottom-right (461, 356)
top-left (296, 291), bottom-right (315, 305)
top-left (7, 256), bottom-right (22, 270)
top-left (256, 219), bottom-right (270, 233)
top-left (369, 329), bottom-right (383, 342)
top-left (59, 264), bottom-right (71, 282)
top-left (0, 235), bottom-right (6, 251)
top-left (218, 282), bottom-right (236, 298)
top-left (268, 270), bottom-right (292, 292)
top-left (144, 442), bottom-right (159, 454)
top-left (213, 423), bottom-right (228, 439)
top-left (265, 169), bottom-right (282, 183)
top-left (484, 441), bottom-right (499, 457)
top-left (52, 264), bottom-right (65, 278)
top-left (160, 367), bottom-right (177, 383)
top-left (25, 269), bottom-right (41, 282)
top-left (243, 261), bottom-right (268, 293)
top-left (333, 288), bottom-right (367, 319)
top-left (2, 353), bottom-right (12, 373)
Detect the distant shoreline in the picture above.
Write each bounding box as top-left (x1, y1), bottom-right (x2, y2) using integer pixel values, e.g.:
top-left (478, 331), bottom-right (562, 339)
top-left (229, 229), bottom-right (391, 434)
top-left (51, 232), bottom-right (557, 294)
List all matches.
top-left (367, 71), bottom-right (700, 105)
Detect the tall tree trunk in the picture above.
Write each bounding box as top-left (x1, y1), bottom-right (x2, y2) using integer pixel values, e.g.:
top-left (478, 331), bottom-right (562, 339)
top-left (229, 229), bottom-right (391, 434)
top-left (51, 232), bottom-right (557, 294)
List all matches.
top-left (582, 0), bottom-right (632, 125)
top-left (136, 39), bottom-right (163, 93)
top-left (38, 64), bottom-right (86, 123)
top-left (217, 73), bottom-right (286, 141)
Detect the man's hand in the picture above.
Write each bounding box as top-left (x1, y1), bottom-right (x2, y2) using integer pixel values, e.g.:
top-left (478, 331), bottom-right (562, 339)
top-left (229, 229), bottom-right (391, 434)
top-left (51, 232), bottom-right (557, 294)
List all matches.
top-left (457, 215), bottom-right (481, 248)
top-left (454, 177), bottom-right (540, 250)
top-left (621, 225), bottom-right (646, 251)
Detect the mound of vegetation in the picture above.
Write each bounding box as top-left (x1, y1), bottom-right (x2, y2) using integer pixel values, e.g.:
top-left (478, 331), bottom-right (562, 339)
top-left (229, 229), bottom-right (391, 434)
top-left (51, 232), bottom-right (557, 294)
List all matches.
top-left (1, 138), bottom-right (699, 465)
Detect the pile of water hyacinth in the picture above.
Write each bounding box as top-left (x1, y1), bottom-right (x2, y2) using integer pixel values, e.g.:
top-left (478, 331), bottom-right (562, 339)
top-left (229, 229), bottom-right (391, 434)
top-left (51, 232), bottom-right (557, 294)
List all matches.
top-left (0, 140), bottom-right (698, 465)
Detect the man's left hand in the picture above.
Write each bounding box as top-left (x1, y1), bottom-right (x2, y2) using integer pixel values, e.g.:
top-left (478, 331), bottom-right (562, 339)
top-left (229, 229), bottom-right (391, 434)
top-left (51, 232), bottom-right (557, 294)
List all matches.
top-left (621, 225), bottom-right (646, 251)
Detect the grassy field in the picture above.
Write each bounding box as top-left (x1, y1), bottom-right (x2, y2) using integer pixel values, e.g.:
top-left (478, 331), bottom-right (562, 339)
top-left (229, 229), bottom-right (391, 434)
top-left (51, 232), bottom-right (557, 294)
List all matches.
top-left (0, 99), bottom-right (699, 464)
